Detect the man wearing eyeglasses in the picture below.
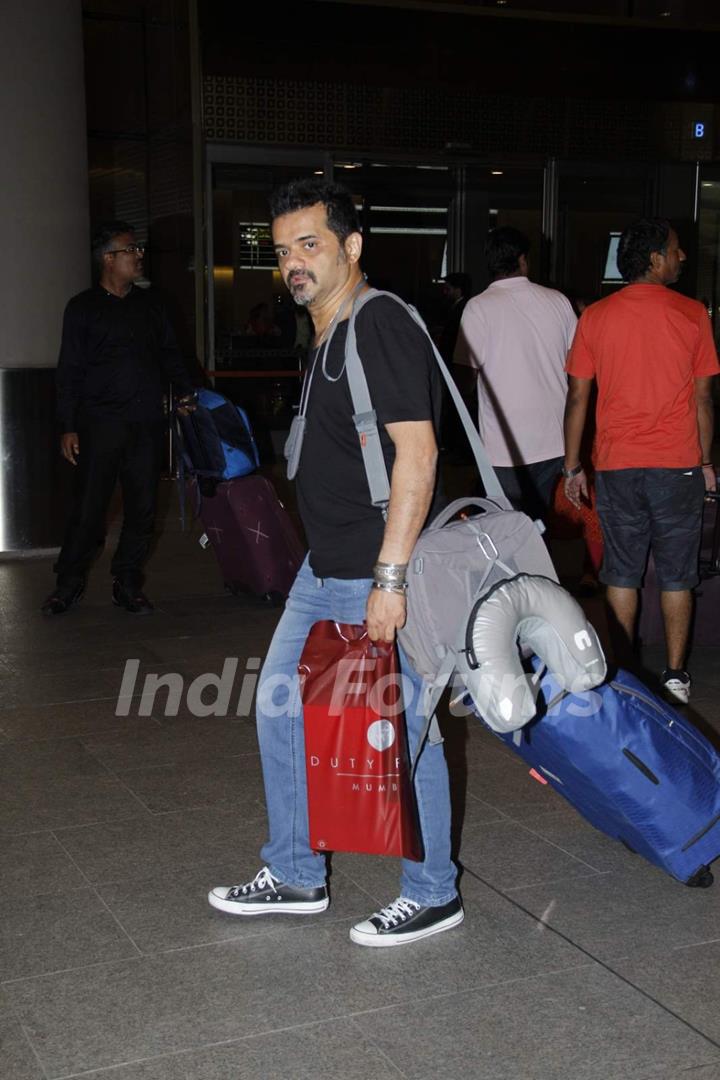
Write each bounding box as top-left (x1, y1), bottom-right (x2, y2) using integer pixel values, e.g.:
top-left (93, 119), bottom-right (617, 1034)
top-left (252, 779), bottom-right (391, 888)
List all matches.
top-left (42, 220), bottom-right (196, 616)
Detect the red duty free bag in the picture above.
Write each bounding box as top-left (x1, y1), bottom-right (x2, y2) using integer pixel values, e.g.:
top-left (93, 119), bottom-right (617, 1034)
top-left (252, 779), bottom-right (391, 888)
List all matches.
top-left (299, 621), bottom-right (423, 861)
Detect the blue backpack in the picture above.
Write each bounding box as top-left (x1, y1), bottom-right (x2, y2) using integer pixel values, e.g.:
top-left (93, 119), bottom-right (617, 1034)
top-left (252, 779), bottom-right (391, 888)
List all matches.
top-left (176, 388), bottom-right (259, 496)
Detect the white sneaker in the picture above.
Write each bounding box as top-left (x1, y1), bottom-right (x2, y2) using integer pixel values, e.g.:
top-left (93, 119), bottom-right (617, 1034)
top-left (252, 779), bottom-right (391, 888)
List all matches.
top-left (661, 670), bottom-right (691, 705)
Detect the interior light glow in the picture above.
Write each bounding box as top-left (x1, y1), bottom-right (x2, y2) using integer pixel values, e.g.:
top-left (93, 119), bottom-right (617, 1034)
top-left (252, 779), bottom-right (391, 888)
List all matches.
top-left (369, 227), bottom-right (447, 236)
top-left (370, 205), bottom-right (447, 214)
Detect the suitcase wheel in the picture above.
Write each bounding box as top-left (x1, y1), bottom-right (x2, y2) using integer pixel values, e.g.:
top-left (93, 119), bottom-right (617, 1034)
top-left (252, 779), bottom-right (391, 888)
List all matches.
top-left (263, 591), bottom-right (286, 608)
top-left (686, 866), bottom-right (714, 889)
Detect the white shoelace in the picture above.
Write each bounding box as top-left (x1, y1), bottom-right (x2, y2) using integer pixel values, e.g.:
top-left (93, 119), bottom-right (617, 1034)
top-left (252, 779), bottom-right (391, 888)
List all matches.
top-left (374, 897), bottom-right (421, 929)
top-left (229, 866), bottom-right (279, 899)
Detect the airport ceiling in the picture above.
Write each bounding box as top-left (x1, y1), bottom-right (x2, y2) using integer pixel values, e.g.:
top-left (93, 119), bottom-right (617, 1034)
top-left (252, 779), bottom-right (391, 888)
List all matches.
top-left (310, 0), bottom-right (720, 29)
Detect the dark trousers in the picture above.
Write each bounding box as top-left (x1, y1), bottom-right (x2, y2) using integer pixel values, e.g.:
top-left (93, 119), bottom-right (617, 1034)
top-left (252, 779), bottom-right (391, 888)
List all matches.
top-left (55, 419), bottom-right (164, 590)
top-left (493, 456), bottom-right (563, 522)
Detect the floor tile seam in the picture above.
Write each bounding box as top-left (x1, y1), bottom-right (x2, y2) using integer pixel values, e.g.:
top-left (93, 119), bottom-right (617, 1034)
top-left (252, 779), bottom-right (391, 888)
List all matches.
top-left (102, 749), bottom-right (263, 776)
top-left (457, 863), bottom-right (607, 892)
top-left (49, 828), bottom-right (99, 889)
top-left (3, 691), bottom-right (156, 710)
top-left (87, 887), bottom-right (146, 960)
top-left (0, 725), bottom-right (162, 753)
top-left (494, 868), bottom-right (615, 895)
top-left (670, 936), bottom-right (720, 955)
top-left (139, 801), bottom-right (268, 819)
top-left (131, 804), bottom-right (266, 822)
top-left (18, 1019), bottom-right (52, 1080)
top-left (112, 906), bottom-right (390, 958)
top-left (38, 1013), bottom-right (406, 1080)
top-left (48, 809), bottom-right (157, 837)
top-left (61, 862), bottom-right (381, 902)
top-left (500, 817), bottom-right (617, 873)
top-left (0, 950), bottom-right (148, 989)
top-left (0, 824), bottom-right (73, 838)
top-left (460, 864), bottom-right (720, 1054)
top-left (0, 725), bottom-right (165, 746)
top-left (0, 770), bottom-right (129, 789)
top-left (0, 928), bottom-right (588, 995)
top-left (494, 805), bottom-right (580, 826)
top-left (346, 1017), bottom-right (411, 1078)
top-left (70, 855), bottom-right (270, 891)
top-left (678, 1061), bottom-right (720, 1075)
top-left (101, 771), bottom-right (172, 816)
top-left (0, 691), bottom-right (154, 715)
top-left (322, 959), bottom-right (599, 1022)
top-left (0, 883), bottom-right (104, 910)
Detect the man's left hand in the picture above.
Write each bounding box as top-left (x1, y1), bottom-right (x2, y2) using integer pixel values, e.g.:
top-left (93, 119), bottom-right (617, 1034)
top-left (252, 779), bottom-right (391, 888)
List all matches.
top-left (176, 393), bottom-right (198, 416)
top-left (564, 469), bottom-right (588, 510)
top-left (366, 588), bottom-right (406, 642)
top-left (702, 462), bottom-right (717, 494)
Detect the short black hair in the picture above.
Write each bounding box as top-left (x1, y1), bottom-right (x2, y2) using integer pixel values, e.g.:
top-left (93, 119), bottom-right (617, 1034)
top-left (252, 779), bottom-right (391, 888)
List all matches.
top-left (484, 226), bottom-right (530, 279)
top-left (268, 178), bottom-right (361, 245)
top-left (443, 272), bottom-right (473, 296)
top-left (616, 218), bottom-right (672, 282)
top-left (91, 220), bottom-right (136, 270)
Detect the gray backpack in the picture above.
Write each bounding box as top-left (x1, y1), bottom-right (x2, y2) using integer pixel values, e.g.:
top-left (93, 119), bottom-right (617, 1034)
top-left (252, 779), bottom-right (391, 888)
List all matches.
top-left (342, 289), bottom-right (558, 754)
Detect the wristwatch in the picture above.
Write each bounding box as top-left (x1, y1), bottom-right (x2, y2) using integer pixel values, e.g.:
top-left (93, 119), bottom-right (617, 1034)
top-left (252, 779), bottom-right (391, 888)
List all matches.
top-left (562, 463), bottom-right (584, 479)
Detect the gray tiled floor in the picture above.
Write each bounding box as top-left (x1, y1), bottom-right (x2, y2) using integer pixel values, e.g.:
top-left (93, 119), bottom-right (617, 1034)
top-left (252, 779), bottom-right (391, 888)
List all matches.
top-left (1, 478), bottom-right (720, 1079)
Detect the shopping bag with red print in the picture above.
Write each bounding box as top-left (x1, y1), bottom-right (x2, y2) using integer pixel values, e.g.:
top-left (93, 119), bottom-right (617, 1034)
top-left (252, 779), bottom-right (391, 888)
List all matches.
top-left (299, 621), bottom-right (423, 860)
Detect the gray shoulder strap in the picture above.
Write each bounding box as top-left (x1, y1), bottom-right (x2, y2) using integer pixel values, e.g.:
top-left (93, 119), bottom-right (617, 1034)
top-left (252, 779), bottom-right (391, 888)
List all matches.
top-left (344, 288), bottom-right (510, 510)
top-left (344, 290), bottom-right (392, 516)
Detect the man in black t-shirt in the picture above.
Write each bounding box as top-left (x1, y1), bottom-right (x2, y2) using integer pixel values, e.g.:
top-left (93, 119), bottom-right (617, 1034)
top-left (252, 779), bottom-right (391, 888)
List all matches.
top-left (209, 179), bottom-right (461, 947)
top-left (41, 221), bottom-right (196, 616)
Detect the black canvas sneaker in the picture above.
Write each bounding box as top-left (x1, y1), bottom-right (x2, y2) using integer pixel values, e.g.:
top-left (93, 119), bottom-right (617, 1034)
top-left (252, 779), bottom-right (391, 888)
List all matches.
top-left (208, 866), bottom-right (329, 916)
top-left (350, 895), bottom-right (464, 947)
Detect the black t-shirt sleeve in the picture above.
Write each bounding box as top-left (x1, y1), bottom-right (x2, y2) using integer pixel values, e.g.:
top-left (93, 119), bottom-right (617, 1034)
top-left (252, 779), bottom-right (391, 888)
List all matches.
top-left (355, 297), bottom-right (437, 427)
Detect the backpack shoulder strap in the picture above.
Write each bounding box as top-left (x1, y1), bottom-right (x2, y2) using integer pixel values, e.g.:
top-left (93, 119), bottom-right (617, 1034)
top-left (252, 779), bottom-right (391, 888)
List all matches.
top-left (344, 289), bottom-right (392, 517)
top-left (344, 288), bottom-right (510, 509)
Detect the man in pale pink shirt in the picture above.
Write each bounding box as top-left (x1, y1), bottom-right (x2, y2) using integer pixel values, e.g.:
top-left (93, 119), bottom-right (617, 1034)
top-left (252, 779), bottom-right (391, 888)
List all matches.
top-left (454, 227), bottom-right (577, 520)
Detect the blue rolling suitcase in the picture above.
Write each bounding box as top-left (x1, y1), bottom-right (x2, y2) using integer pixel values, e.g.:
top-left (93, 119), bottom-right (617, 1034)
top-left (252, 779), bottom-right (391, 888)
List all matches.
top-left (476, 664), bottom-right (720, 887)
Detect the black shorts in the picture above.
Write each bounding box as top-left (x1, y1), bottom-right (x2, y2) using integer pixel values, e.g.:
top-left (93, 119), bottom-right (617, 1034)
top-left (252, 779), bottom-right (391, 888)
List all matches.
top-left (595, 467), bottom-right (705, 591)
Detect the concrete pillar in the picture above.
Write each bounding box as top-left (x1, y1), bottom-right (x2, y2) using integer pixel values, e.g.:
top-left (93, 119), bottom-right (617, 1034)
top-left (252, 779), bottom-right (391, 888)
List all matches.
top-left (0, 0), bottom-right (89, 552)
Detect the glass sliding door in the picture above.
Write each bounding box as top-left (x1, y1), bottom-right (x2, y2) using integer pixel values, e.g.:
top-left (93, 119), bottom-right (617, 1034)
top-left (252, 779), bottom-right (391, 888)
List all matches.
top-left (206, 148), bottom-right (328, 460)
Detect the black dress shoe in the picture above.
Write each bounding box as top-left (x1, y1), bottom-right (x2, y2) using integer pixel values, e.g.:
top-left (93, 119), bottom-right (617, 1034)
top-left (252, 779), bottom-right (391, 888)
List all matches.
top-left (112, 579), bottom-right (154, 615)
top-left (40, 581), bottom-right (84, 616)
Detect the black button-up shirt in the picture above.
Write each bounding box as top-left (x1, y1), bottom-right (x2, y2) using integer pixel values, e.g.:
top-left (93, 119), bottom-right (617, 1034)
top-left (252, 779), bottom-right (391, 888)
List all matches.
top-left (55, 285), bottom-right (194, 431)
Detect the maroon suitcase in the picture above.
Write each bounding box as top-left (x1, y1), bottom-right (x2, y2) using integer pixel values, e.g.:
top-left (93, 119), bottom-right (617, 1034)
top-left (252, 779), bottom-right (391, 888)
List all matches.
top-left (196, 475), bottom-right (305, 602)
top-left (639, 492), bottom-right (720, 648)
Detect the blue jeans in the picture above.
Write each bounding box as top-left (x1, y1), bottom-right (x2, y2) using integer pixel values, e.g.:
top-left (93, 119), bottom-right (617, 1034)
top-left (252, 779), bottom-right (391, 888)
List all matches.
top-left (256, 557), bottom-right (457, 907)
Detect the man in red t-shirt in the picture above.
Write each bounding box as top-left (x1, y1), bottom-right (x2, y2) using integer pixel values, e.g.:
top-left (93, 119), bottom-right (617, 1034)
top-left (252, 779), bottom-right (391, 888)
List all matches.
top-left (563, 218), bottom-right (718, 704)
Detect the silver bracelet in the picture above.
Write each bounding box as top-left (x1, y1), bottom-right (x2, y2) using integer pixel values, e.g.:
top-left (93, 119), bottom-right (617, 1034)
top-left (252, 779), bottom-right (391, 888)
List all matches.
top-left (371, 580), bottom-right (408, 595)
top-left (562, 463), bottom-right (584, 479)
top-left (373, 561), bottom-right (408, 585)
